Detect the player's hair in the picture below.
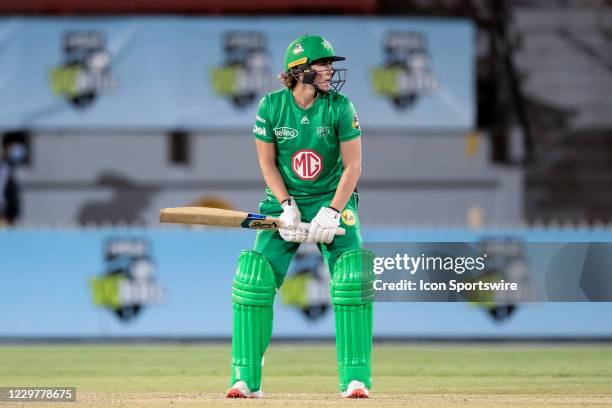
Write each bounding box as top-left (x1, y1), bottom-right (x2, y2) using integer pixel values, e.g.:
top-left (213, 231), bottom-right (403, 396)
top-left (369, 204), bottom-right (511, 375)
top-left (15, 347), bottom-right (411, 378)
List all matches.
top-left (279, 71), bottom-right (297, 88)
top-left (279, 64), bottom-right (310, 89)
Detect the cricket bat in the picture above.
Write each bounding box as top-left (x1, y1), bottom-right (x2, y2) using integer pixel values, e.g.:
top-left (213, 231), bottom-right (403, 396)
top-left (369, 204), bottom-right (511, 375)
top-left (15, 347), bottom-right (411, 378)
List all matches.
top-left (159, 206), bottom-right (346, 235)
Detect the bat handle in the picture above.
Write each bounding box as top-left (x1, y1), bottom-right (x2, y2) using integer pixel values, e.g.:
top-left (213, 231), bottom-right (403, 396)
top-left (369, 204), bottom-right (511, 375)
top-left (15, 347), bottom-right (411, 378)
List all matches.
top-left (286, 221), bottom-right (345, 236)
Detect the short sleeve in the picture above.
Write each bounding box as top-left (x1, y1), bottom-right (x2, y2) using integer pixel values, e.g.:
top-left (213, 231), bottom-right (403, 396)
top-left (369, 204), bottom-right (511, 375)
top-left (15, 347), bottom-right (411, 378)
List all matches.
top-left (337, 98), bottom-right (362, 142)
top-left (252, 96), bottom-right (274, 143)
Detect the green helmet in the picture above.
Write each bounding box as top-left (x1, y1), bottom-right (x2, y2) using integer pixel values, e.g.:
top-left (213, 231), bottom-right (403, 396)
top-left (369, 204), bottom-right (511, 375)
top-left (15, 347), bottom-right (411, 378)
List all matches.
top-left (283, 34), bottom-right (345, 71)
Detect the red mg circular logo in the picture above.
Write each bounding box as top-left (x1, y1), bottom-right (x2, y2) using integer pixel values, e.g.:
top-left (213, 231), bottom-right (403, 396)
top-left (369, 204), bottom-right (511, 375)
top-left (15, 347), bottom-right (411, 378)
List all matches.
top-left (291, 150), bottom-right (323, 180)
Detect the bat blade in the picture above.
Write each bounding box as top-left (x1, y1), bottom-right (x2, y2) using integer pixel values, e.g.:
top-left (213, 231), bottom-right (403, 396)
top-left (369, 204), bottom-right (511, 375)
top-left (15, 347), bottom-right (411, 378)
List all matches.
top-left (159, 207), bottom-right (269, 228)
top-left (159, 206), bottom-right (345, 235)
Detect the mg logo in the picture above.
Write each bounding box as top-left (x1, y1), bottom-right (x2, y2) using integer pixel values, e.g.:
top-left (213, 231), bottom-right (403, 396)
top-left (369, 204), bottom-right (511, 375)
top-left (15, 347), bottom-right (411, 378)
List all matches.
top-left (292, 150), bottom-right (323, 180)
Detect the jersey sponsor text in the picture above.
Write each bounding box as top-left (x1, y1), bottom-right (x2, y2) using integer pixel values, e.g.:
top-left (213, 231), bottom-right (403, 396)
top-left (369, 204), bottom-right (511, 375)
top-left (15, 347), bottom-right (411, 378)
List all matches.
top-left (273, 127), bottom-right (298, 142)
top-left (292, 150), bottom-right (323, 180)
top-left (253, 124), bottom-right (267, 136)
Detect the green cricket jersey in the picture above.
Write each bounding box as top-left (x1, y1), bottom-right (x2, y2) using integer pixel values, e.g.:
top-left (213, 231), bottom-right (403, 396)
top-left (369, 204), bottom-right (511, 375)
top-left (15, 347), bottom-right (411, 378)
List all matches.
top-left (252, 87), bottom-right (361, 198)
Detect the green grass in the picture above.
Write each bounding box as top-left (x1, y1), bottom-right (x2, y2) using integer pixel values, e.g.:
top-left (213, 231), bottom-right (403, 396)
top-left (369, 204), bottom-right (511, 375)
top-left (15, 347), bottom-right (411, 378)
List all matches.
top-left (0, 344), bottom-right (611, 407)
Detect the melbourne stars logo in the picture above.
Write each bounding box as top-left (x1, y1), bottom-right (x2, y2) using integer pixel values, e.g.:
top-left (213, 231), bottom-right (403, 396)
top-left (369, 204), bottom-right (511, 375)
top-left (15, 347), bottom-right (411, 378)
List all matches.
top-left (316, 126), bottom-right (331, 137)
top-left (211, 31), bottom-right (276, 108)
top-left (90, 238), bottom-right (163, 322)
top-left (49, 31), bottom-right (117, 108)
top-left (371, 31), bottom-right (438, 109)
top-left (321, 39), bottom-right (333, 51)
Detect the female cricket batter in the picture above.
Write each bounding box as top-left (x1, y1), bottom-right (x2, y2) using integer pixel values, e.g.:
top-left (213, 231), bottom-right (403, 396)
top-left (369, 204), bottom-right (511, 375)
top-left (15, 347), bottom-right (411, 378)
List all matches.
top-left (226, 34), bottom-right (375, 399)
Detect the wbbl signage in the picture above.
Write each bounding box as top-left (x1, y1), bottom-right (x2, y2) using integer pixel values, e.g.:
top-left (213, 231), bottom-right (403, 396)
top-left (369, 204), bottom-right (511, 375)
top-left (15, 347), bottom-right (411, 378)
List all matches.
top-left (210, 31), bottom-right (277, 108)
top-left (49, 31), bottom-right (117, 108)
top-left (371, 31), bottom-right (437, 109)
top-left (0, 18), bottom-right (474, 129)
top-left (90, 238), bottom-right (163, 322)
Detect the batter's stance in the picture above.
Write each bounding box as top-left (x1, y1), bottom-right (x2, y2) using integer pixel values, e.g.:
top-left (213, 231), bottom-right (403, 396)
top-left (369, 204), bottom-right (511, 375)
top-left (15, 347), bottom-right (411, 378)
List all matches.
top-left (226, 34), bottom-right (375, 399)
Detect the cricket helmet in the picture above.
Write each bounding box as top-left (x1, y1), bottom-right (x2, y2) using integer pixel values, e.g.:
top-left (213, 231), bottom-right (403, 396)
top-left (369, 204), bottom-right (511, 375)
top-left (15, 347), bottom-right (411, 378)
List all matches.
top-left (283, 34), bottom-right (346, 93)
top-left (284, 34), bottom-right (345, 71)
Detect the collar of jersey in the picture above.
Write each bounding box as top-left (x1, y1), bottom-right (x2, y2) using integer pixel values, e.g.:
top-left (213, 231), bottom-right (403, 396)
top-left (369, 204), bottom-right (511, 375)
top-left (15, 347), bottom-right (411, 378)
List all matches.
top-left (288, 88), bottom-right (322, 113)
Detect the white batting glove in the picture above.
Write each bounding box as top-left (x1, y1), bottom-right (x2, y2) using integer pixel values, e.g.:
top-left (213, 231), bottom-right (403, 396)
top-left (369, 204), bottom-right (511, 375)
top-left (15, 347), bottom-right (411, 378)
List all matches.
top-left (278, 197), bottom-right (304, 242)
top-left (294, 222), bottom-right (310, 243)
top-left (307, 207), bottom-right (341, 244)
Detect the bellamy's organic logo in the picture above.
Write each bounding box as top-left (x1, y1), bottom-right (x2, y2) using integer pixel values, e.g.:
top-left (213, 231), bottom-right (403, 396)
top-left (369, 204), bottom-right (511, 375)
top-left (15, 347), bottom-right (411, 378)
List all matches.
top-left (49, 31), bottom-right (117, 108)
top-left (371, 32), bottom-right (437, 109)
top-left (210, 32), bottom-right (276, 108)
top-left (90, 238), bottom-right (163, 322)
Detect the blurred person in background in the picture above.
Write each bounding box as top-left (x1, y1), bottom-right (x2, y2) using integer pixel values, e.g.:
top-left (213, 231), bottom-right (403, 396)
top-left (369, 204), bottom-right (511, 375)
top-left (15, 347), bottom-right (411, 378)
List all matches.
top-left (226, 34), bottom-right (374, 400)
top-left (0, 133), bottom-right (26, 226)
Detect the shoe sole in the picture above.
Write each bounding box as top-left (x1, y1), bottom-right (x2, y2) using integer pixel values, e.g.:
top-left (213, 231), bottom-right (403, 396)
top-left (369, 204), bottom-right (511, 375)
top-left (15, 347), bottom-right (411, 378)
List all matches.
top-left (346, 389), bottom-right (369, 399)
top-left (226, 389), bottom-right (247, 398)
top-left (226, 389), bottom-right (263, 399)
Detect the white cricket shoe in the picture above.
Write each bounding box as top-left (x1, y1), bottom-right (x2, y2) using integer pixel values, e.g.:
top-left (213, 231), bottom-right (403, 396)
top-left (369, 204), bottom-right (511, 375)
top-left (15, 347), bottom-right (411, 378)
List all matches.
top-left (341, 380), bottom-right (370, 399)
top-left (225, 380), bottom-right (264, 399)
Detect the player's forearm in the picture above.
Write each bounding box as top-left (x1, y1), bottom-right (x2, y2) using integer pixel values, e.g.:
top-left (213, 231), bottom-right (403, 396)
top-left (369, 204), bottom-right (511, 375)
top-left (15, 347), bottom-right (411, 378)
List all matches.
top-left (260, 162), bottom-right (291, 204)
top-left (330, 163), bottom-right (361, 211)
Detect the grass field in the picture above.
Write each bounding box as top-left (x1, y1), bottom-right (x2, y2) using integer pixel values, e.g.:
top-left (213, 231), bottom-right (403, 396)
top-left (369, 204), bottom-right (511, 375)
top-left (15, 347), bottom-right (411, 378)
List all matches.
top-left (1, 343), bottom-right (611, 407)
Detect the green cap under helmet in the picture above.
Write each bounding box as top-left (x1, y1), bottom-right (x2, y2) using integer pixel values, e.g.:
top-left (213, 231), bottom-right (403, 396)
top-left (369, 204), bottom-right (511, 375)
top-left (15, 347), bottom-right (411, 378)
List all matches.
top-left (284, 34), bottom-right (345, 71)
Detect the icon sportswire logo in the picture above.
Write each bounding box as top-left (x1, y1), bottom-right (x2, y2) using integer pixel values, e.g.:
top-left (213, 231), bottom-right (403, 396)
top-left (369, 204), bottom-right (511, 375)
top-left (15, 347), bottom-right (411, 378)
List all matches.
top-left (274, 127), bottom-right (298, 143)
top-left (292, 149), bottom-right (323, 180)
